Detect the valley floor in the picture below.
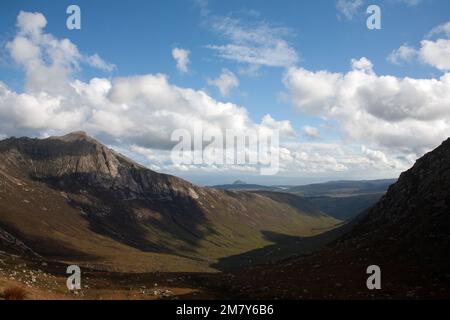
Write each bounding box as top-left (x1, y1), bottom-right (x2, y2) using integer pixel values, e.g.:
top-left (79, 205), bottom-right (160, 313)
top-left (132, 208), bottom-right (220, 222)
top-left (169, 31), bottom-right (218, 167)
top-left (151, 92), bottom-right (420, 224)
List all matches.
top-left (2, 249), bottom-right (450, 300)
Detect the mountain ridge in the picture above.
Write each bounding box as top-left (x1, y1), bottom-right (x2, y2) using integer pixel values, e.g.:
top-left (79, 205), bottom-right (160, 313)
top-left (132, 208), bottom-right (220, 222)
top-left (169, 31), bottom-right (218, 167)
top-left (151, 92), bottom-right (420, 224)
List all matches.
top-left (0, 132), bottom-right (340, 272)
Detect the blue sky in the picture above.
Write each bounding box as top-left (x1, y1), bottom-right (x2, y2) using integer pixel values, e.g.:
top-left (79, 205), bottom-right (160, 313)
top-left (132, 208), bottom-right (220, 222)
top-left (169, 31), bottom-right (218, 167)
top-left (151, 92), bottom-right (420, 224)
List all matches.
top-left (1, 0), bottom-right (450, 185)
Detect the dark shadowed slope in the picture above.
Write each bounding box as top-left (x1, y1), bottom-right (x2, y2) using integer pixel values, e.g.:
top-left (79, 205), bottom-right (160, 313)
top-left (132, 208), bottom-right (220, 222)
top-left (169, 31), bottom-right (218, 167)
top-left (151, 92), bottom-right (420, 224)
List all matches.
top-left (0, 132), bottom-right (340, 272)
top-left (217, 138), bottom-right (450, 299)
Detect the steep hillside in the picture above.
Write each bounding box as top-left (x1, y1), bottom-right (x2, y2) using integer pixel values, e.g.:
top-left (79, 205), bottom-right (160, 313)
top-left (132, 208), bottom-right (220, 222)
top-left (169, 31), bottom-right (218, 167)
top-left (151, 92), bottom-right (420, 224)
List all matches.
top-left (218, 138), bottom-right (450, 299)
top-left (0, 132), bottom-right (340, 272)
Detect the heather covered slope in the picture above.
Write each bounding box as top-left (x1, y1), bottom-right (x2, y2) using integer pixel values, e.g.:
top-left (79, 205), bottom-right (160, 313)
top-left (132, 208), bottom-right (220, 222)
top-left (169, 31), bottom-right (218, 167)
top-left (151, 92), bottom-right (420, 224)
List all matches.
top-left (0, 132), bottom-right (340, 272)
top-left (220, 138), bottom-right (450, 299)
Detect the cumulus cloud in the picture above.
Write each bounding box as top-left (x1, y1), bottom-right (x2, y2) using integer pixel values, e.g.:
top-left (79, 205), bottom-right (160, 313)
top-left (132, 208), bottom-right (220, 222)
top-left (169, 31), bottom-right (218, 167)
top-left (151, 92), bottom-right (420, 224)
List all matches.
top-left (388, 21), bottom-right (450, 71)
top-left (207, 16), bottom-right (298, 69)
top-left (1, 12), bottom-right (295, 159)
top-left (387, 44), bottom-right (417, 65)
top-left (5, 11), bottom-right (115, 95)
top-left (283, 57), bottom-right (450, 160)
top-left (16, 10), bottom-right (47, 35)
top-left (171, 48), bottom-right (190, 73)
top-left (207, 69), bottom-right (239, 96)
top-left (351, 57), bottom-right (374, 73)
top-left (420, 39), bottom-right (450, 71)
top-left (0, 11), bottom-right (423, 179)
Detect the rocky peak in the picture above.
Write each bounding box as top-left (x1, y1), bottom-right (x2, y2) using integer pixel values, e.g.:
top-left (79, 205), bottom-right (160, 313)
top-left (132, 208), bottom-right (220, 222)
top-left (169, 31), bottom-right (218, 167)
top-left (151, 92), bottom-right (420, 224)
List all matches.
top-left (51, 130), bottom-right (91, 142)
top-left (0, 131), bottom-right (197, 200)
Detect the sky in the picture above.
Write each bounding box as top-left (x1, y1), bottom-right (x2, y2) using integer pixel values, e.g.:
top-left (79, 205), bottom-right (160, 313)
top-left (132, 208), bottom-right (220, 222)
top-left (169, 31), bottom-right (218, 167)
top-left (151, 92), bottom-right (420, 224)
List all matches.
top-left (0, 0), bottom-right (450, 185)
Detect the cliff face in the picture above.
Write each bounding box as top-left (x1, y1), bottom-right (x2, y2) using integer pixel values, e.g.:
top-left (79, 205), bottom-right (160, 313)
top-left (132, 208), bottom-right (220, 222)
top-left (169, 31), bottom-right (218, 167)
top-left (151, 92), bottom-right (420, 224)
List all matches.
top-left (0, 132), bottom-right (339, 272)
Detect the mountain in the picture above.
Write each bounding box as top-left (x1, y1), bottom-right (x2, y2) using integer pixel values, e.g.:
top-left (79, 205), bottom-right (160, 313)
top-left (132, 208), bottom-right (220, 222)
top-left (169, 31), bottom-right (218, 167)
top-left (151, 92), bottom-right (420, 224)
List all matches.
top-left (0, 132), bottom-right (340, 272)
top-left (217, 138), bottom-right (450, 299)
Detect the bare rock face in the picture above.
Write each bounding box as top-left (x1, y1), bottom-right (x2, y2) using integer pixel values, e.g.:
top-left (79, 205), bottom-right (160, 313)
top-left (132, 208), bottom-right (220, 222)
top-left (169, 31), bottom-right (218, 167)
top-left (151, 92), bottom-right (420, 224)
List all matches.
top-left (0, 131), bottom-right (198, 200)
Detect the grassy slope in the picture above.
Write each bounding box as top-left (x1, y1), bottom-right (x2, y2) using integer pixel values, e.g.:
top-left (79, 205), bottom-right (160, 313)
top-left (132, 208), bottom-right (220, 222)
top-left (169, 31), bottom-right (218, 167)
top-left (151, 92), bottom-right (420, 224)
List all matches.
top-left (0, 148), bottom-right (340, 273)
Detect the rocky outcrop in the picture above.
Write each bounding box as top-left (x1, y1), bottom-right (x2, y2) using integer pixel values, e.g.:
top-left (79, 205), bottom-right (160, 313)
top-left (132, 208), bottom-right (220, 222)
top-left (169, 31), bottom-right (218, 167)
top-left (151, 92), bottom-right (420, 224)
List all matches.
top-left (0, 227), bottom-right (41, 259)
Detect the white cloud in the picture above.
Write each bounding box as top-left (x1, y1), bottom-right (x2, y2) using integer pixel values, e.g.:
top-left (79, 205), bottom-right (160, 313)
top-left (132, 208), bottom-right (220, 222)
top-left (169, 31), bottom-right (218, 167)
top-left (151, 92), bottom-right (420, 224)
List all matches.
top-left (171, 47), bottom-right (190, 73)
top-left (1, 12), bottom-right (294, 154)
top-left (283, 57), bottom-right (450, 161)
top-left (5, 11), bottom-right (114, 95)
top-left (16, 11), bottom-right (47, 36)
top-left (418, 23), bottom-right (450, 71)
top-left (351, 57), bottom-right (374, 73)
top-left (388, 21), bottom-right (450, 71)
top-left (428, 21), bottom-right (450, 38)
top-left (419, 39), bottom-right (450, 71)
top-left (261, 114), bottom-right (296, 137)
top-left (0, 11), bottom-right (423, 179)
top-left (207, 69), bottom-right (239, 96)
top-left (84, 54), bottom-right (116, 72)
top-left (387, 44), bottom-right (417, 65)
top-left (280, 141), bottom-right (409, 174)
top-left (336, 0), bottom-right (364, 20)
top-left (207, 16), bottom-right (298, 69)
top-left (302, 126), bottom-right (320, 139)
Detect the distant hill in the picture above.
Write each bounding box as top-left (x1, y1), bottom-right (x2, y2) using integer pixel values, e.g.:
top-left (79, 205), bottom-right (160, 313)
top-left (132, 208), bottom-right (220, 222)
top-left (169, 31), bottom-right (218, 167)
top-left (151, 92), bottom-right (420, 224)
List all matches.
top-left (213, 182), bottom-right (283, 191)
top-left (213, 179), bottom-right (396, 195)
top-left (213, 179), bottom-right (396, 220)
top-left (286, 179), bottom-right (397, 197)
